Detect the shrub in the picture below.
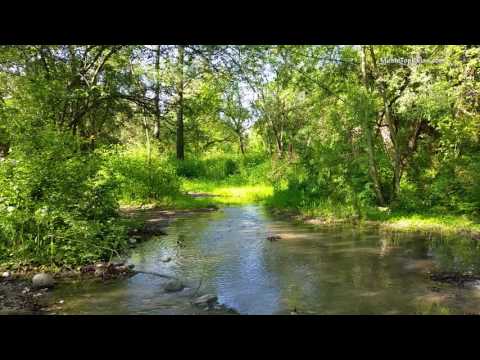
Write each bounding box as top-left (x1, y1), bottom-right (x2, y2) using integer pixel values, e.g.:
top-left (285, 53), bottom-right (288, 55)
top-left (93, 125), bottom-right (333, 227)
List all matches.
top-left (106, 146), bottom-right (180, 204)
top-left (0, 129), bottom-right (127, 267)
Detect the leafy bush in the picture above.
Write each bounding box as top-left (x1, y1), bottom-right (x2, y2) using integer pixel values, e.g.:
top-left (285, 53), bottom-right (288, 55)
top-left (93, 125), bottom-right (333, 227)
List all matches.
top-left (106, 146), bottom-right (180, 204)
top-left (176, 156), bottom-right (238, 180)
top-left (0, 128), bottom-right (127, 267)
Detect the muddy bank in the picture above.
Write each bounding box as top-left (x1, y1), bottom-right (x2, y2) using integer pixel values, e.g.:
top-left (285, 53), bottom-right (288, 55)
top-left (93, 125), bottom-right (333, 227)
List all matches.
top-left (0, 262), bottom-right (137, 314)
top-left (0, 277), bottom-right (46, 314)
top-left (1, 259), bottom-right (237, 315)
top-left (428, 271), bottom-right (480, 287)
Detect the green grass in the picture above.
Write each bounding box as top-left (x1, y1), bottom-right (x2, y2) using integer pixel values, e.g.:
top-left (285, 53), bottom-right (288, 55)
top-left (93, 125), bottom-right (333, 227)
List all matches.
top-left (118, 179), bottom-right (273, 209)
top-left (265, 189), bottom-right (480, 239)
top-left (181, 179), bottom-right (273, 205)
top-left (378, 213), bottom-right (480, 238)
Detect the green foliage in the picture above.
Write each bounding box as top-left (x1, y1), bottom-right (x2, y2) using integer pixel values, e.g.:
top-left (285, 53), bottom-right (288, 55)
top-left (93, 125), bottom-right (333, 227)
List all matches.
top-left (176, 156), bottom-right (239, 180)
top-left (1, 44), bottom-right (480, 269)
top-left (106, 146), bottom-right (180, 204)
top-left (0, 128), bottom-right (127, 267)
top-left (175, 152), bottom-right (270, 184)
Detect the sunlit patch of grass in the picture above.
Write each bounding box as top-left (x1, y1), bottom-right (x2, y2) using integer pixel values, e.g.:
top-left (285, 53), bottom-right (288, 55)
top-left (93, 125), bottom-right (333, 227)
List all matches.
top-left (182, 179), bottom-right (273, 205)
top-left (381, 214), bottom-right (480, 239)
top-left (119, 180), bottom-right (273, 210)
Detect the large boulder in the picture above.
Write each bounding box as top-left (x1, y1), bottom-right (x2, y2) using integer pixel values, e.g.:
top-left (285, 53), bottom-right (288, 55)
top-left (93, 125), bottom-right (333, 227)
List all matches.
top-left (32, 273), bottom-right (55, 289)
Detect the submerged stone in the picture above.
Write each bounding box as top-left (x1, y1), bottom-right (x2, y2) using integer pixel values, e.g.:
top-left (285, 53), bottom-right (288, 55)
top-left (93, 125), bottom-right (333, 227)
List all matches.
top-left (193, 294), bottom-right (218, 306)
top-left (164, 280), bottom-right (184, 293)
top-left (267, 235), bottom-right (281, 242)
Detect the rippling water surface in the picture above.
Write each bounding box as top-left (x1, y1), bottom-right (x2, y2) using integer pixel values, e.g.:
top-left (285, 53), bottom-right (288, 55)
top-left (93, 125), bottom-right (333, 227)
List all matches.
top-left (49, 206), bottom-right (480, 314)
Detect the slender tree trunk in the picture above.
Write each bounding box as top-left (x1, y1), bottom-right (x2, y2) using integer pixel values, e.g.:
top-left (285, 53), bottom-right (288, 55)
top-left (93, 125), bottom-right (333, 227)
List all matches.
top-left (368, 46), bottom-right (402, 203)
top-left (153, 45), bottom-right (161, 140)
top-left (239, 134), bottom-right (246, 156)
top-left (360, 45), bottom-right (386, 206)
top-left (142, 113), bottom-right (153, 198)
top-left (176, 45), bottom-right (185, 161)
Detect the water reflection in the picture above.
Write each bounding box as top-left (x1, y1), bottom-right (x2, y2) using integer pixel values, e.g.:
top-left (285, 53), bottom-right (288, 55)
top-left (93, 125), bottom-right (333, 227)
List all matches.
top-left (48, 206), bottom-right (480, 314)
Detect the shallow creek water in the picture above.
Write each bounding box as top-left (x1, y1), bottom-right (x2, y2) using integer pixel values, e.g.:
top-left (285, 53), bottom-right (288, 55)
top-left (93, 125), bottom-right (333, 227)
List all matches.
top-left (47, 205), bottom-right (480, 314)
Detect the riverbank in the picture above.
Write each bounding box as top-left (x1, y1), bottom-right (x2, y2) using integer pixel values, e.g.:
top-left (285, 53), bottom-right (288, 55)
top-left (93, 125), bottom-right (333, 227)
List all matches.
top-left (0, 262), bottom-right (136, 314)
top-left (0, 204), bottom-right (234, 314)
top-left (1, 204), bottom-right (239, 315)
top-left (267, 207), bottom-right (480, 241)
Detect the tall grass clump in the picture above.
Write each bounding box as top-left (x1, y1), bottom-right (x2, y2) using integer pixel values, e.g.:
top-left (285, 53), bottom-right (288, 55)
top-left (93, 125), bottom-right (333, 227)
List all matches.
top-left (176, 152), bottom-right (273, 204)
top-left (106, 145), bottom-right (180, 205)
top-left (176, 152), bottom-right (271, 184)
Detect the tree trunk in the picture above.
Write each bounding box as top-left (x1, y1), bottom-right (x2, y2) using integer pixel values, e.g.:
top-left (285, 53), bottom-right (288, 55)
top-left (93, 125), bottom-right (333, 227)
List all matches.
top-left (176, 45), bottom-right (185, 161)
top-left (360, 45), bottom-right (386, 206)
top-left (153, 45), bottom-right (161, 140)
top-left (239, 134), bottom-right (246, 156)
top-left (368, 46), bottom-right (403, 203)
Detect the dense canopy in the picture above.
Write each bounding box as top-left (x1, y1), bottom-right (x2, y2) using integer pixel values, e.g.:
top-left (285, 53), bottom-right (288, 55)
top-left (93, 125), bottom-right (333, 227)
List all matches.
top-left (0, 45), bottom-right (479, 267)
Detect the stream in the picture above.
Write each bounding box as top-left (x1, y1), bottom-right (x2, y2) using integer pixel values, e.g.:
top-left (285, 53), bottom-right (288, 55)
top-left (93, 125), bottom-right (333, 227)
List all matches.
top-left (46, 205), bottom-right (480, 314)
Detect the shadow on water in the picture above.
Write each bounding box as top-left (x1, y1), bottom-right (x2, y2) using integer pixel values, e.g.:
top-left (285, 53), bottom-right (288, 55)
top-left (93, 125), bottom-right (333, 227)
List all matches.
top-left (47, 205), bottom-right (480, 315)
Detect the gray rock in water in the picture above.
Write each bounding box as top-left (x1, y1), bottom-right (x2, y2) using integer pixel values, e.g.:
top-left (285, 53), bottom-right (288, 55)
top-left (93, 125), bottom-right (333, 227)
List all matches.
top-left (193, 294), bottom-right (218, 306)
top-left (160, 256), bottom-right (172, 263)
top-left (164, 279), bottom-right (184, 292)
top-left (128, 238), bottom-right (137, 245)
top-left (32, 273), bottom-right (55, 289)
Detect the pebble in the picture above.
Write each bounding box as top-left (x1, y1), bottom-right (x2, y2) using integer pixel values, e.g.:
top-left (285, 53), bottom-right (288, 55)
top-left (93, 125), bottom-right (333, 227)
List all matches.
top-left (128, 238), bottom-right (137, 245)
top-left (1, 271), bottom-right (11, 278)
